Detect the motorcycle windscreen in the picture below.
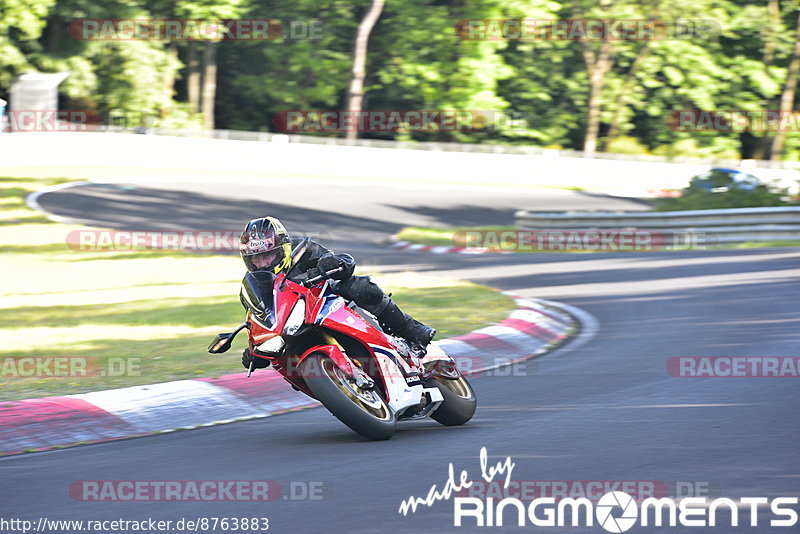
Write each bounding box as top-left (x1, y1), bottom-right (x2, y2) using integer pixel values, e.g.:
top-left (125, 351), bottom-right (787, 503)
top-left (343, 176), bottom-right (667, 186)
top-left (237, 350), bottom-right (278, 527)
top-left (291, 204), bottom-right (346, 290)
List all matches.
top-left (239, 271), bottom-right (277, 327)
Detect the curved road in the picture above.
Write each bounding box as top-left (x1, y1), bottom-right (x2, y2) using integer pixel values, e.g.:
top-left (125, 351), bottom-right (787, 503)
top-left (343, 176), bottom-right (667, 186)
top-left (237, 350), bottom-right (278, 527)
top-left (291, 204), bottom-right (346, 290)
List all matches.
top-left (1, 179), bottom-right (798, 533)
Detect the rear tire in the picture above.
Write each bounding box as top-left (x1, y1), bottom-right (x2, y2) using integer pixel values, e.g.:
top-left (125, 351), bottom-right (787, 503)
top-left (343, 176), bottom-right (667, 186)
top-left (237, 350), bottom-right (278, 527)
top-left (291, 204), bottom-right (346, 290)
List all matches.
top-left (426, 373), bottom-right (477, 426)
top-left (301, 352), bottom-right (396, 440)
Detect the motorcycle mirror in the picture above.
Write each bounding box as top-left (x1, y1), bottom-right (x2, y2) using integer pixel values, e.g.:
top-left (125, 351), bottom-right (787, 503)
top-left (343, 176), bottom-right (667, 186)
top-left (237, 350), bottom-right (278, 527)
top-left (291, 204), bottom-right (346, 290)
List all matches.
top-left (208, 332), bottom-right (235, 354)
top-left (207, 322), bottom-right (249, 354)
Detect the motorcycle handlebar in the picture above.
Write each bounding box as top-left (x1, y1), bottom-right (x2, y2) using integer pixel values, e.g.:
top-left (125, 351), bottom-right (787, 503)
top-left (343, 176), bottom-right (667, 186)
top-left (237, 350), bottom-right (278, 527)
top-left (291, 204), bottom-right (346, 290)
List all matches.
top-left (302, 266), bottom-right (343, 286)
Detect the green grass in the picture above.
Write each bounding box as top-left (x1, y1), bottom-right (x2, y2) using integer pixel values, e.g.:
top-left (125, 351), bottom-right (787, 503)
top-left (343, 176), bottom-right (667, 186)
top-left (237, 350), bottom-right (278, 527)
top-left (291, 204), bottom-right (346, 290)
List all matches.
top-left (396, 226), bottom-right (800, 252)
top-left (720, 240), bottom-right (800, 249)
top-left (396, 226), bottom-right (516, 248)
top-left (0, 177), bottom-right (514, 401)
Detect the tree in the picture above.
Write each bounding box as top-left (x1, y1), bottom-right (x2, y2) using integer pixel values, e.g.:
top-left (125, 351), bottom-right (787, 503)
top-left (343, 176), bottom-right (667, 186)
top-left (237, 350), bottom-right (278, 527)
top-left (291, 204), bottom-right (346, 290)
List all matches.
top-left (4, 0), bottom-right (793, 158)
top-left (215, 0), bottom-right (357, 131)
top-left (771, 10), bottom-right (800, 160)
top-left (175, 0), bottom-right (243, 129)
top-left (367, 0), bottom-right (512, 142)
top-left (345, 0), bottom-right (384, 141)
top-left (0, 0), bottom-right (56, 89)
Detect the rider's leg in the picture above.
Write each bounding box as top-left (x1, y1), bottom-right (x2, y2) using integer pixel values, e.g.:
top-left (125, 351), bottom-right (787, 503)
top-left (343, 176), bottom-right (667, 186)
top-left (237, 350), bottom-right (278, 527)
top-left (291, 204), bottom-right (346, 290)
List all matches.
top-left (333, 276), bottom-right (436, 349)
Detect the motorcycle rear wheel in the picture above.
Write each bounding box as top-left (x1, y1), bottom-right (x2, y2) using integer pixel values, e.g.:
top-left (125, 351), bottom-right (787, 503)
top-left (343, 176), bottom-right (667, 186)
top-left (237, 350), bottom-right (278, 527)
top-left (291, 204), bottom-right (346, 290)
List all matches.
top-left (301, 352), bottom-right (396, 440)
top-left (426, 373), bottom-right (477, 426)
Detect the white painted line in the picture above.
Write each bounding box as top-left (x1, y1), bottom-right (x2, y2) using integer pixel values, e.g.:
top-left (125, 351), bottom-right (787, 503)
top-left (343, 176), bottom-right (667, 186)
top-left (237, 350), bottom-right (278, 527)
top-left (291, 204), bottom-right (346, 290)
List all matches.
top-left (536, 298), bottom-right (599, 352)
top-left (25, 181), bottom-right (87, 224)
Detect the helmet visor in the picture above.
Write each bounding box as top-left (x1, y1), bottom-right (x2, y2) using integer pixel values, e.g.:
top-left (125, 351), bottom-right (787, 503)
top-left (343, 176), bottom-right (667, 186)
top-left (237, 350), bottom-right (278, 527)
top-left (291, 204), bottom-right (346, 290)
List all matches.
top-left (249, 249), bottom-right (282, 271)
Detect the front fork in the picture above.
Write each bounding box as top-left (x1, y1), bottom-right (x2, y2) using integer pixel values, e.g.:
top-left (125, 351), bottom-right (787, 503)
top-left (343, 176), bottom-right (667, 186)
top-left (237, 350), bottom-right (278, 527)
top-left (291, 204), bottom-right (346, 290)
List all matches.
top-left (321, 332), bottom-right (375, 389)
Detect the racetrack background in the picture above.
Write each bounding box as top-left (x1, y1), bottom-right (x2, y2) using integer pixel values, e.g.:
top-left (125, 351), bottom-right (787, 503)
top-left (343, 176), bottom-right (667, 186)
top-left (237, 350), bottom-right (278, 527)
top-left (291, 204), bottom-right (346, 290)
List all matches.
top-left (1, 133), bottom-right (797, 533)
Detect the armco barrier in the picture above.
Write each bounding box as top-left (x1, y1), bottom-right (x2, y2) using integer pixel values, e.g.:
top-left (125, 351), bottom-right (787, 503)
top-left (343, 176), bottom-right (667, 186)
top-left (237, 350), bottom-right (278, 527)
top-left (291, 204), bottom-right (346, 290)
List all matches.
top-left (515, 206), bottom-right (800, 245)
top-left (98, 126), bottom-right (800, 171)
top-left (2, 131), bottom-right (799, 198)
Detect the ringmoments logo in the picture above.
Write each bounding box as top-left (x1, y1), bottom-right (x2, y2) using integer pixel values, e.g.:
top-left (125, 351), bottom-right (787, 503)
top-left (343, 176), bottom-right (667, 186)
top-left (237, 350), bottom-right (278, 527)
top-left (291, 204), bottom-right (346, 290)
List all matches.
top-left (398, 447), bottom-right (799, 530)
top-left (596, 491), bottom-right (638, 532)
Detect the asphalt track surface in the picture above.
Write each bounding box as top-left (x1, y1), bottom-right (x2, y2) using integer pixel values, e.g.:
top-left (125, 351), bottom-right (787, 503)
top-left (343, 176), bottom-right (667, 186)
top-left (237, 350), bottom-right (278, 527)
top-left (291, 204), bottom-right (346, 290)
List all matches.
top-left (2, 179), bottom-right (798, 533)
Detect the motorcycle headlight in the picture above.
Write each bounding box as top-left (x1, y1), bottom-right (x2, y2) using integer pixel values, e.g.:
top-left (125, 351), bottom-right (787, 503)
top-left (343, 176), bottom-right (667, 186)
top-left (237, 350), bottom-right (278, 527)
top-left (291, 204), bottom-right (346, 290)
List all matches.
top-left (256, 335), bottom-right (285, 353)
top-left (283, 299), bottom-right (306, 336)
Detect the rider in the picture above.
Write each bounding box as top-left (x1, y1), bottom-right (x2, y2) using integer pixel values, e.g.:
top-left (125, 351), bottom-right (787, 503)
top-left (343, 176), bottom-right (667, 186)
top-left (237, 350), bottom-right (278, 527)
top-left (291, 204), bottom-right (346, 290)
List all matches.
top-left (239, 216), bottom-right (436, 370)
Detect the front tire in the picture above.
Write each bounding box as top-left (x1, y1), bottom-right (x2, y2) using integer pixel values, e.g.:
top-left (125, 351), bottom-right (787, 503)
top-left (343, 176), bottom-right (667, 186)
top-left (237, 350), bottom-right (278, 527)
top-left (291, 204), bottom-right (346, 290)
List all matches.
top-left (301, 352), bottom-right (396, 440)
top-left (426, 373), bottom-right (477, 426)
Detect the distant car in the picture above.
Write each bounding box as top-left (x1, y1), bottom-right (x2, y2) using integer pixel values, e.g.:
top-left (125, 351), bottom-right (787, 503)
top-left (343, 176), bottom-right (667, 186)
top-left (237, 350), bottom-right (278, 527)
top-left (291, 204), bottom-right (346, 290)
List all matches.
top-left (689, 167), bottom-right (761, 193)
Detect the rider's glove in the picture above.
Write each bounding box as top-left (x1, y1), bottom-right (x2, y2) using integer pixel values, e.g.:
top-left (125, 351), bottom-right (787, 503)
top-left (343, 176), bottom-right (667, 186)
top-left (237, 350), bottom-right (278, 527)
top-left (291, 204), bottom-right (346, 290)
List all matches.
top-left (308, 254), bottom-right (340, 281)
top-left (315, 253), bottom-right (354, 281)
top-left (242, 348), bottom-right (270, 370)
top-left (316, 254), bottom-right (341, 273)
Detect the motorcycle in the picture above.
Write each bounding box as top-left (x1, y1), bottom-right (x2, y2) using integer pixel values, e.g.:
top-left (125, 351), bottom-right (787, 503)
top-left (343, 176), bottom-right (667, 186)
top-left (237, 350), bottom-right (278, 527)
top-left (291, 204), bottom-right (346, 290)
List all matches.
top-left (207, 239), bottom-right (476, 440)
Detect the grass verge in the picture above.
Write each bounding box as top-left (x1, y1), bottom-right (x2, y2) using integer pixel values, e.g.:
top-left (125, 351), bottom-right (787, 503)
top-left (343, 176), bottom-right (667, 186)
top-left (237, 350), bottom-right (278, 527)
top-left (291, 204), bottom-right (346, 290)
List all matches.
top-left (0, 177), bottom-right (514, 401)
top-left (396, 226), bottom-right (516, 248)
top-left (718, 240), bottom-right (800, 248)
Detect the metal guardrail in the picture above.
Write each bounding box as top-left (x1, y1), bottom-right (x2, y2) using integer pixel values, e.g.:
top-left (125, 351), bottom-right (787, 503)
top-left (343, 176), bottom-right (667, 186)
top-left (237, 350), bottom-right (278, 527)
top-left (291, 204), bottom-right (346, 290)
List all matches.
top-left (99, 125), bottom-right (800, 172)
top-left (516, 206), bottom-right (800, 245)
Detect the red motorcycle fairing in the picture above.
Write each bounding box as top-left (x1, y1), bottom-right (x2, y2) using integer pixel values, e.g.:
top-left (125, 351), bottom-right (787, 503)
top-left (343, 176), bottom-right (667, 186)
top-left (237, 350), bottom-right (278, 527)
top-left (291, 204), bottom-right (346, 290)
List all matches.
top-left (245, 272), bottom-right (416, 403)
top-left (295, 344), bottom-right (353, 375)
top-left (312, 296), bottom-right (402, 392)
top-left (304, 285), bottom-right (416, 402)
top-left (318, 300), bottom-right (390, 348)
top-left (304, 282), bottom-right (329, 323)
top-left (248, 274), bottom-right (320, 343)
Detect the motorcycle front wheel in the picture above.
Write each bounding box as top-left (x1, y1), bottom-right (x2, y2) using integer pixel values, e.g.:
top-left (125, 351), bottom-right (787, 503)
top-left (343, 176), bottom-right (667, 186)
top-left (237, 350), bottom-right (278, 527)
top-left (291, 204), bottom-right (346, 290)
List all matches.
top-left (301, 352), bottom-right (396, 440)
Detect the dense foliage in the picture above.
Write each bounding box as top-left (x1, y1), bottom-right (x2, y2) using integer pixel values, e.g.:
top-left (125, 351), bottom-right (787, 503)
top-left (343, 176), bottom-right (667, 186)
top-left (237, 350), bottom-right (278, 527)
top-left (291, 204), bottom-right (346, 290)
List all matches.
top-left (2, 0), bottom-right (799, 160)
top-left (655, 179), bottom-right (800, 209)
